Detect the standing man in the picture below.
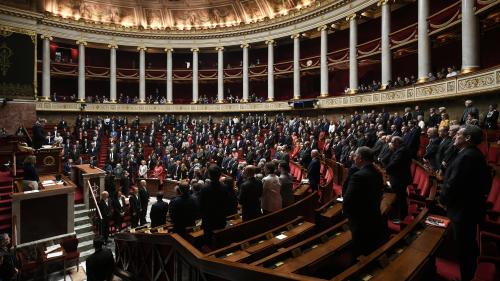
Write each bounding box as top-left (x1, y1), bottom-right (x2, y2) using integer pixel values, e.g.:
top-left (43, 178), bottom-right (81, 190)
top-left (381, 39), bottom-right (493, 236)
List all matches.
top-left (439, 126), bottom-right (491, 281)
top-left (129, 187), bottom-right (142, 228)
top-left (97, 191), bottom-right (111, 244)
top-left (460, 100), bottom-right (479, 125)
top-left (307, 149), bottom-right (321, 192)
top-left (343, 147), bottom-right (388, 258)
top-left (385, 136), bottom-right (412, 224)
top-left (149, 192), bottom-right (169, 228)
top-left (238, 165), bottom-right (263, 221)
top-left (169, 183), bottom-right (199, 236)
top-left (85, 237), bottom-right (115, 281)
top-left (138, 180), bottom-right (150, 226)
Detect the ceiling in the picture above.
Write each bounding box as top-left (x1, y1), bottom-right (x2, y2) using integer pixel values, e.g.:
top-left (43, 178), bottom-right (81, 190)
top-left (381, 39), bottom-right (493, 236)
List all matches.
top-left (39, 0), bottom-right (317, 29)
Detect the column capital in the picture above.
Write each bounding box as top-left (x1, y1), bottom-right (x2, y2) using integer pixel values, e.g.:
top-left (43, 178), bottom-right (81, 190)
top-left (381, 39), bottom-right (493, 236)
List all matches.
top-left (290, 33), bottom-right (301, 39)
top-left (190, 48), bottom-right (199, 52)
top-left (40, 34), bottom-right (53, 41)
top-left (215, 46), bottom-right (224, 51)
top-left (107, 43), bottom-right (118, 49)
top-left (240, 43), bottom-right (250, 49)
top-left (137, 46), bottom-right (147, 51)
top-left (346, 14), bottom-right (358, 22)
top-left (317, 25), bottom-right (328, 32)
top-left (76, 40), bottom-right (87, 46)
top-left (265, 39), bottom-right (275, 46)
top-left (164, 48), bottom-right (174, 52)
top-left (377, 0), bottom-right (391, 6)
top-left (330, 23), bottom-right (340, 30)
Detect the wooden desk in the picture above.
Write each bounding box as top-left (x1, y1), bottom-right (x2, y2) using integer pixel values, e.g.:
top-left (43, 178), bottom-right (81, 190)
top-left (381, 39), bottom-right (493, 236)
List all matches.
top-left (12, 176), bottom-right (76, 246)
top-left (41, 246), bottom-right (67, 281)
top-left (72, 164), bottom-right (105, 208)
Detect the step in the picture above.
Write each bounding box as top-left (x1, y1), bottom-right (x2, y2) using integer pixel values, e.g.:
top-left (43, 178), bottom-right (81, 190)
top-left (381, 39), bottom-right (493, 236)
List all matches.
top-left (79, 248), bottom-right (95, 261)
top-left (75, 223), bottom-right (93, 234)
top-left (78, 239), bottom-right (95, 254)
top-left (0, 199), bottom-right (12, 206)
top-left (74, 204), bottom-right (86, 212)
top-left (0, 206), bottom-right (11, 214)
top-left (77, 231), bottom-right (95, 243)
top-left (75, 209), bottom-right (91, 218)
top-left (74, 216), bottom-right (91, 227)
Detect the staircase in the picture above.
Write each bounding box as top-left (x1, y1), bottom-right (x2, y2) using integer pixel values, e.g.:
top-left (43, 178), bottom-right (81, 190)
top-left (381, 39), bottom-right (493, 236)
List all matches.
top-left (74, 203), bottom-right (95, 261)
top-left (0, 171), bottom-right (12, 233)
top-left (97, 135), bottom-right (110, 169)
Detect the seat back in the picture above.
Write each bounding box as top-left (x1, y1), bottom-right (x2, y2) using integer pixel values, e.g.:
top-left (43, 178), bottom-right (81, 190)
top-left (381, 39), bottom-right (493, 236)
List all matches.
top-left (61, 236), bottom-right (79, 253)
top-left (487, 177), bottom-right (500, 208)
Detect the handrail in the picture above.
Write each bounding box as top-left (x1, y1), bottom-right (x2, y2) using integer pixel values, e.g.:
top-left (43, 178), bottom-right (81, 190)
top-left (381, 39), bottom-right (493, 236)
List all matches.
top-left (88, 179), bottom-right (103, 221)
top-left (12, 215), bottom-right (17, 247)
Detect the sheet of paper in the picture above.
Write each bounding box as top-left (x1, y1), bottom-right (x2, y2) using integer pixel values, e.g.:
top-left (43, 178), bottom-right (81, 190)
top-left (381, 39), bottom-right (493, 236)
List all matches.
top-left (42, 180), bottom-right (55, 185)
top-left (47, 251), bottom-right (63, 259)
top-left (275, 234), bottom-right (288, 240)
top-left (45, 245), bottom-right (61, 254)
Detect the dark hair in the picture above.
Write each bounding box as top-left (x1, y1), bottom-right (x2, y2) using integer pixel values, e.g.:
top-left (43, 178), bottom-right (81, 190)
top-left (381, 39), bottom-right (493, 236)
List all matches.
top-left (178, 182), bottom-right (190, 195)
top-left (93, 236), bottom-right (104, 250)
top-left (156, 191), bottom-right (164, 201)
top-left (208, 164), bottom-right (221, 181)
top-left (356, 146), bottom-right (374, 162)
top-left (265, 162), bottom-right (276, 174)
top-left (278, 161), bottom-right (290, 173)
top-left (462, 125), bottom-right (483, 145)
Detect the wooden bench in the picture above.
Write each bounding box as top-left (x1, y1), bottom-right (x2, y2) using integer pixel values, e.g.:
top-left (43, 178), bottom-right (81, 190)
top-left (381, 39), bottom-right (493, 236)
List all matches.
top-left (209, 217), bottom-right (315, 264)
top-left (253, 219), bottom-right (351, 274)
top-left (315, 198), bottom-right (343, 228)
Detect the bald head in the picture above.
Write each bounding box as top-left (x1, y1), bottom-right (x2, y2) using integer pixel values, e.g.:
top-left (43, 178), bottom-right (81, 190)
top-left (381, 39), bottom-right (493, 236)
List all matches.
top-left (311, 149), bottom-right (320, 158)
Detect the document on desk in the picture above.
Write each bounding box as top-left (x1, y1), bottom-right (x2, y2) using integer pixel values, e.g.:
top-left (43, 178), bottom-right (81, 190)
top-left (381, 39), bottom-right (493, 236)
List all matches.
top-left (45, 245), bottom-right (61, 254)
top-left (42, 180), bottom-right (55, 185)
top-left (47, 251), bottom-right (63, 258)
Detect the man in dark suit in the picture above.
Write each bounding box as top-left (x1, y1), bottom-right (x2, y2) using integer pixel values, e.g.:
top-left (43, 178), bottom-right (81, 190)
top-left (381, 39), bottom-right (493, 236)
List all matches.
top-left (423, 127), bottom-right (441, 171)
top-left (238, 165), bottom-right (263, 221)
top-left (404, 121), bottom-right (421, 159)
top-left (460, 100), bottom-right (479, 125)
top-left (169, 183), bottom-right (199, 236)
top-left (198, 164), bottom-right (232, 247)
top-left (129, 187), bottom-right (142, 228)
top-left (299, 141), bottom-right (312, 168)
top-left (385, 136), bottom-right (412, 223)
top-left (307, 149), bottom-right (321, 191)
top-left (149, 192), bottom-right (169, 228)
top-left (138, 180), bottom-right (150, 226)
top-left (343, 147), bottom-right (388, 258)
top-left (85, 237), bottom-right (115, 281)
top-left (97, 191), bottom-right (112, 244)
top-left (439, 125), bottom-right (491, 281)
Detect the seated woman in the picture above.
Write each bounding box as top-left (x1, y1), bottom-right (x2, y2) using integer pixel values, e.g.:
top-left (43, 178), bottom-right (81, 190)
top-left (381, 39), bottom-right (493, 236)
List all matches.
top-left (22, 156), bottom-right (39, 191)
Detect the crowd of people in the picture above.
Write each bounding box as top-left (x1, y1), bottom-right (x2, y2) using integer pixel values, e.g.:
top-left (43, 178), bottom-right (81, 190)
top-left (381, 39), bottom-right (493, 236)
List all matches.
top-left (17, 98), bottom-right (498, 279)
top-left (350, 66), bottom-right (460, 94)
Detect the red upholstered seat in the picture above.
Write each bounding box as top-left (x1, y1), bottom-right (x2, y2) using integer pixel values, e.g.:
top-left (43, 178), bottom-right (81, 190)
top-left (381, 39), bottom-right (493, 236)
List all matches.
top-left (487, 146), bottom-right (499, 164)
top-left (479, 142), bottom-right (488, 157)
top-left (486, 177), bottom-right (500, 209)
top-left (473, 261), bottom-right (499, 281)
top-left (61, 236), bottom-right (80, 271)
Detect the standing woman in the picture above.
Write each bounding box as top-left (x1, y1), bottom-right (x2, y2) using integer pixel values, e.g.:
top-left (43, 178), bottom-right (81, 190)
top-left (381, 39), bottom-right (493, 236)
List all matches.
top-left (138, 160), bottom-right (148, 179)
top-left (278, 161), bottom-right (294, 207)
top-left (23, 155), bottom-right (39, 191)
top-left (153, 161), bottom-right (165, 187)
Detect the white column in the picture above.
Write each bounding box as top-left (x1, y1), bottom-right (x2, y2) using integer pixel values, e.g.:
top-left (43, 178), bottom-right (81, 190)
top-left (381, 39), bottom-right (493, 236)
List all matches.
top-left (348, 15), bottom-right (358, 94)
top-left (137, 46), bottom-right (147, 103)
top-left (380, 0), bottom-right (392, 89)
top-left (41, 35), bottom-right (52, 101)
top-left (319, 26), bottom-right (329, 97)
top-left (216, 46), bottom-right (224, 103)
top-left (417, 0), bottom-right (431, 82)
top-left (108, 44), bottom-right (117, 103)
top-left (266, 40), bottom-right (275, 102)
top-left (292, 34), bottom-right (301, 99)
top-left (165, 48), bottom-right (173, 104)
top-left (191, 48), bottom-right (199, 103)
top-left (461, 0), bottom-right (480, 73)
top-left (76, 40), bottom-right (87, 102)
top-left (241, 43), bottom-right (250, 102)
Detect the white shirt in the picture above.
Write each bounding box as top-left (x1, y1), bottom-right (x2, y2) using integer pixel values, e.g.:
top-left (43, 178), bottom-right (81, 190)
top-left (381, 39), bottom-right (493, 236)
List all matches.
top-left (139, 164), bottom-right (148, 177)
top-left (261, 174), bottom-right (282, 212)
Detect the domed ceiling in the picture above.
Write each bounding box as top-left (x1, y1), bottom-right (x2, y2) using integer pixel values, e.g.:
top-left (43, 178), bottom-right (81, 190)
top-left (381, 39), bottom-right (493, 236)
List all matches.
top-left (41, 0), bottom-right (316, 30)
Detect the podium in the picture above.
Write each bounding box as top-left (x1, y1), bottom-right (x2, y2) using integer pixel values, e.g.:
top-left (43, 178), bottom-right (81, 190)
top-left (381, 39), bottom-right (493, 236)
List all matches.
top-left (71, 164), bottom-right (105, 208)
top-left (12, 175), bottom-right (76, 247)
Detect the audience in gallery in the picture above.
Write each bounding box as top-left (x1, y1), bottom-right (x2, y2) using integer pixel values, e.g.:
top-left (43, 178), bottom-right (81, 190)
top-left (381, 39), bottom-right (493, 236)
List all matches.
top-left (345, 65), bottom-right (459, 94)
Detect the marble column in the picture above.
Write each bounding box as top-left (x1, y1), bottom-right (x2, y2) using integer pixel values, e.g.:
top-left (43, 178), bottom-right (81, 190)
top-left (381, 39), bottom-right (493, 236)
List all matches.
top-left (216, 46), bottom-right (224, 103)
top-left (165, 48), bottom-right (173, 104)
top-left (461, 0), bottom-right (480, 73)
top-left (108, 44), bottom-right (117, 103)
top-left (319, 26), bottom-right (329, 97)
top-left (292, 34), bottom-right (301, 99)
top-left (241, 43), bottom-right (250, 102)
top-left (76, 40), bottom-right (87, 102)
top-left (380, 0), bottom-right (392, 89)
top-left (348, 14), bottom-right (358, 94)
top-left (191, 48), bottom-right (199, 103)
top-left (41, 35), bottom-right (52, 101)
top-left (138, 46), bottom-right (147, 103)
top-left (266, 40), bottom-right (275, 102)
top-left (417, 0), bottom-right (431, 83)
